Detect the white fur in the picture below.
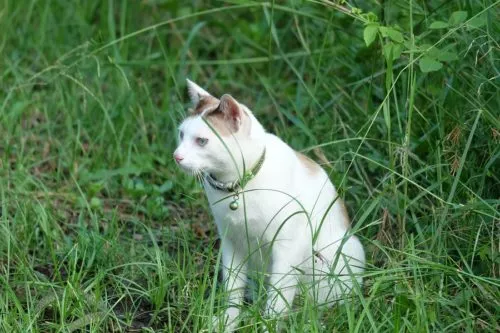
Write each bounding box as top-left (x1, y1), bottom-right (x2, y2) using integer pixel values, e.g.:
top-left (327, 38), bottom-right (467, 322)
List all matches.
top-left (174, 80), bottom-right (365, 332)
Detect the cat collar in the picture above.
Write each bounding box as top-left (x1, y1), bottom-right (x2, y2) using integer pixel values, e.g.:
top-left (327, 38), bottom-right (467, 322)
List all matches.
top-left (204, 147), bottom-right (266, 210)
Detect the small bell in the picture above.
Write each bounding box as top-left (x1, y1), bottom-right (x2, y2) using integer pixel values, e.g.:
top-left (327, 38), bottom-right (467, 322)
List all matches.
top-left (229, 193), bottom-right (239, 211)
top-left (229, 200), bottom-right (239, 211)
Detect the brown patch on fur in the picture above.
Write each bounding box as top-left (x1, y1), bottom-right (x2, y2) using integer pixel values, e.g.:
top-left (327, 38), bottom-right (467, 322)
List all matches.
top-left (204, 111), bottom-right (252, 137)
top-left (296, 150), bottom-right (350, 228)
top-left (313, 147), bottom-right (332, 169)
top-left (191, 96), bottom-right (219, 115)
top-left (295, 151), bottom-right (321, 174)
top-left (339, 199), bottom-right (351, 229)
top-left (189, 95), bottom-right (252, 137)
top-left (204, 112), bottom-right (232, 137)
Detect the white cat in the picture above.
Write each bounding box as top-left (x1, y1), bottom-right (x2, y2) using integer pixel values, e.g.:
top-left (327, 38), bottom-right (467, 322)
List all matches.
top-left (174, 79), bottom-right (365, 332)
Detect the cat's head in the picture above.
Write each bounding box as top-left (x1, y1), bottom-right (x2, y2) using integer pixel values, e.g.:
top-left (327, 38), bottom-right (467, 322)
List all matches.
top-left (173, 79), bottom-right (263, 178)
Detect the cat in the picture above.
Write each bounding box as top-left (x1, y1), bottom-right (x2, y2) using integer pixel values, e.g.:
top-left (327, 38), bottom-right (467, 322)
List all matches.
top-left (173, 79), bottom-right (365, 332)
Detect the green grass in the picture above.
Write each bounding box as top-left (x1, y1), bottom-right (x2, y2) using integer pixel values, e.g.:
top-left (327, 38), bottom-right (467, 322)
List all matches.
top-left (1, 0), bottom-right (499, 331)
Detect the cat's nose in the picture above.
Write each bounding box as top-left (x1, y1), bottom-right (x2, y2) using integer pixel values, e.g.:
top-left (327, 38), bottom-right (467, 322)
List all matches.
top-left (173, 153), bottom-right (184, 163)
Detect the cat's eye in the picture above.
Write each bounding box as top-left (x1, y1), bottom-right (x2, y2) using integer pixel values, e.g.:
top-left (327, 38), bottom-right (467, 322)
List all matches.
top-left (179, 131), bottom-right (184, 140)
top-left (196, 137), bottom-right (208, 146)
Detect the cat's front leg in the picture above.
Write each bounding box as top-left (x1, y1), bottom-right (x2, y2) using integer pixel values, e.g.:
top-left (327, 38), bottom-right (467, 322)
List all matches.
top-left (264, 243), bottom-right (302, 318)
top-left (214, 240), bottom-right (248, 332)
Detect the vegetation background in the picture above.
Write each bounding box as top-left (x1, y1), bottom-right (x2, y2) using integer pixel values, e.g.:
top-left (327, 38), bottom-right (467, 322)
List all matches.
top-left (0, 0), bottom-right (498, 331)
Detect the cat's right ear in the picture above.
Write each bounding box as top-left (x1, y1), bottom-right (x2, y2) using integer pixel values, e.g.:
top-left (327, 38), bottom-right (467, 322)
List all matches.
top-left (186, 79), bottom-right (212, 106)
top-left (219, 94), bottom-right (243, 132)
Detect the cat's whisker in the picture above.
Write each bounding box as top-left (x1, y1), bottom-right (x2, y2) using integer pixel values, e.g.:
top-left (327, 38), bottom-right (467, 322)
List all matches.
top-left (191, 169), bottom-right (204, 185)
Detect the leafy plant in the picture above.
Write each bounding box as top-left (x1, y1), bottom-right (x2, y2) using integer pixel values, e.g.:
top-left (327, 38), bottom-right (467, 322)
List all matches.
top-left (361, 8), bottom-right (478, 72)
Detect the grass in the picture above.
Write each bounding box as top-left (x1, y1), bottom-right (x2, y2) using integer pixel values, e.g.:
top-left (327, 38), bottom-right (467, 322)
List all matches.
top-left (0, 0), bottom-right (499, 331)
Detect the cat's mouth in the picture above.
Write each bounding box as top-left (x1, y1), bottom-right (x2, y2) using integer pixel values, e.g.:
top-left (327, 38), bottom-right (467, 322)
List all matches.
top-left (177, 162), bottom-right (205, 178)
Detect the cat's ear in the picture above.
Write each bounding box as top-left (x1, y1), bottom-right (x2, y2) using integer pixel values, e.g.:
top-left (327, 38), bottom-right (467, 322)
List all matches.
top-left (186, 79), bottom-right (212, 106)
top-left (219, 94), bottom-right (242, 131)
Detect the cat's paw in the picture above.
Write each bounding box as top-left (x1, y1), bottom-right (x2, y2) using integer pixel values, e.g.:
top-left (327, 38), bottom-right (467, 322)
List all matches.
top-left (261, 308), bottom-right (285, 333)
top-left (259, 319), bottom-right (281, 333)
top-left (211, 314), bottom-right (225, 332)
top-left (211, 311), bottom-right (238, 333)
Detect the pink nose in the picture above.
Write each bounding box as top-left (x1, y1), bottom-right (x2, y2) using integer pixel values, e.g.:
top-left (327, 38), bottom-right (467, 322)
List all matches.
top-left (174, 153), bottom-right (184, 163)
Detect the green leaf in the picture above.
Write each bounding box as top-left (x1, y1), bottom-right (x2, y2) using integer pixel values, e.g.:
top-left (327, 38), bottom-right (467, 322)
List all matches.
top-left (379, 26), bottom-right (404, 43)
top-left (419, 56), bottom-right (443, 73)
top-left (437, 51), bottom-right (458, 62)
top-left (351, 7), bottom-right (362, 15)
top-left (429, 21), bottom-right (449, 29)
top-left (467, 14), bottom-right (487, 29)
top-left (383, 42), bottom-right (403, 62)
top-left (419, 43), bottom-right (433, 51)
top-left (379, 26), bottom-right (389, 38)
top-left (155, 180), bottom-right (174, 194)
top-left (448, 11), bottom-right (468, 26)
top-left (393, 43), bottom-right (403, 60)
top-left (419, 44), bottom-right (440, 57)
top-left (87, 182), bottom-right (105, 196)
top-left (363, 24), bottom-right (379, 47)
top-left (386, 27), bottom-right (404, 43)
top-left (364, 11), bottom-right (379, 23)
top-left (90, 197), bottom-right (103, 209)
top-left (383, 43), bottom-right (392, 63)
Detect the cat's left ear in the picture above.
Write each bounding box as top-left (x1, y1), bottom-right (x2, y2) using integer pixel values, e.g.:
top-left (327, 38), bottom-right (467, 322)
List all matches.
top-left (186, 79), bottom-right (212, 106)
top-left (219, 94), bottom-right (243, 132)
